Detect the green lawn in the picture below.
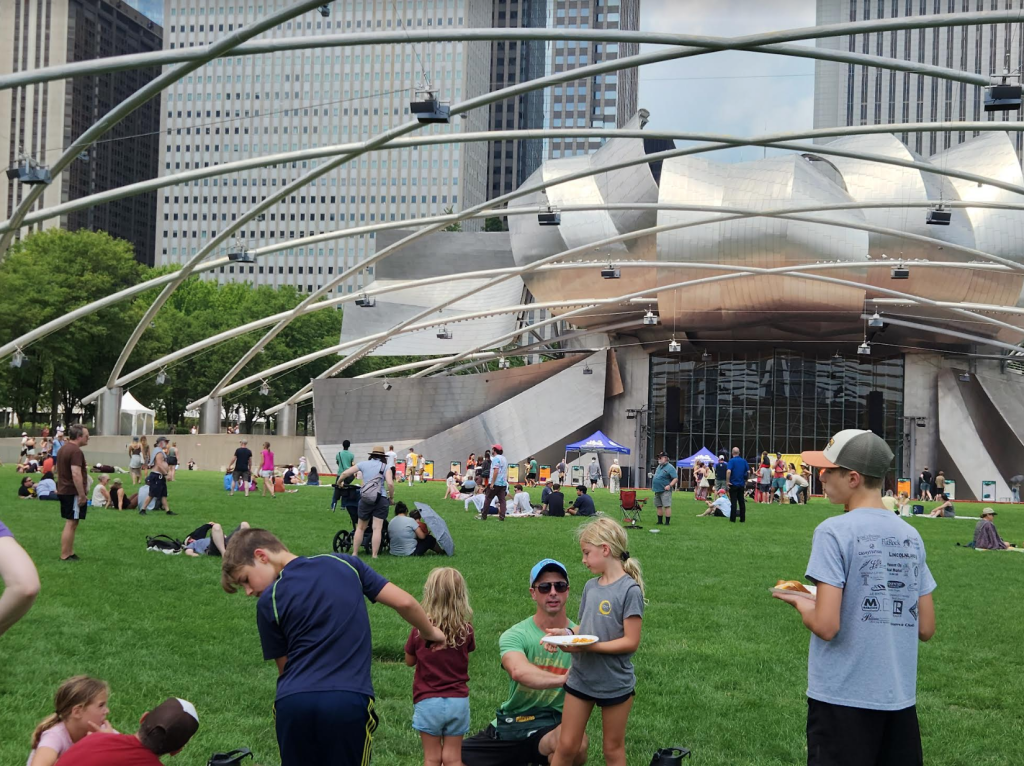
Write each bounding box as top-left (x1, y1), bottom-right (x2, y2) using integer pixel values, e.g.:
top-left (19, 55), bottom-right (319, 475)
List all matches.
top-left (2, 470), bottom-right (1023, 766)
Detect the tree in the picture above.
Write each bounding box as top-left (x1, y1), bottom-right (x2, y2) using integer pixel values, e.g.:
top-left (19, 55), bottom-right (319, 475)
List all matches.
top-left (0, 229), bottom-right (146, 426)
top-left (484, 216), bottom-right (507, 232)
top-left (442, 205), bottom-right (462, 232)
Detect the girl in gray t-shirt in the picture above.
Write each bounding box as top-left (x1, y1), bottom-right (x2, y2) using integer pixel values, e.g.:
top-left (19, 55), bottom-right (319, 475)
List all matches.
top-left (544, 518), bottom-right (646, 766)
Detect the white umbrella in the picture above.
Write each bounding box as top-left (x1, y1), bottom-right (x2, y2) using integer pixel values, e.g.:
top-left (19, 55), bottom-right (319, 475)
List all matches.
top-left (414, 502), bottom-right (454, 556)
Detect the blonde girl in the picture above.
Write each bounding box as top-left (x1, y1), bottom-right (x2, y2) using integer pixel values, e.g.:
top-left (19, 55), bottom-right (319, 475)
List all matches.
top-left (139, 435), bottom-right (151, 468)
top-left (546, 518), bottom-right (646, 766)
top-left (404, 568), bottom-right (475, 766)
top-left (28, 676), bottom-right (114, 766)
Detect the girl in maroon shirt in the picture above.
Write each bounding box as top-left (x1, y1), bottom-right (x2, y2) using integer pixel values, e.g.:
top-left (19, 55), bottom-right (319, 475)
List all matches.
top-left (405, 568), bottom-right (475, 766)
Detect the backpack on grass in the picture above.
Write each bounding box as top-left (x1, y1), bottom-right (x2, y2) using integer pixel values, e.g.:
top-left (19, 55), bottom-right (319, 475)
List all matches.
top-left (146, 534), bottom-right (183, 554)
top-left (208, 748), bottom-right (253, 766)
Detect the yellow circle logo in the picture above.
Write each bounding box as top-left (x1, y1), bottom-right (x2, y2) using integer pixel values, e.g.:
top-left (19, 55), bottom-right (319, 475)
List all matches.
top-left (598, 600), bottom-right (612, 615)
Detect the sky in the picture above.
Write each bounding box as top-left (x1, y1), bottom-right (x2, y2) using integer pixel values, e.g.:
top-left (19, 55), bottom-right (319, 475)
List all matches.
top-left (124, 0), bottom-right (163, 27)
top-left (637, 0), bottom-right (817, 162)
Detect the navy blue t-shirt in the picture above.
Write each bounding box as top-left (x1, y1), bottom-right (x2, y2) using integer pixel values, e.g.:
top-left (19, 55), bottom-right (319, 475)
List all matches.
top-left (256, 554), bottom-right (389, 701)
top-left (727, 457), bottom-right (749, 486)
top-left (714, 461), bottom-right (728, 482)
top-left (571, 493), bottom-right (596, 516)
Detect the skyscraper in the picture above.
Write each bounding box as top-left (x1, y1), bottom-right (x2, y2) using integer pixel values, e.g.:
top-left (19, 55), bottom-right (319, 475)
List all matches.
top-left (487, 0), bottom-right (640, 201)
top-left (156, 0), bottom-right (491, 294)
top-left (814, 0), bottom-right (1024, 160)
top-left (0, 0), bottom-right (163, 264)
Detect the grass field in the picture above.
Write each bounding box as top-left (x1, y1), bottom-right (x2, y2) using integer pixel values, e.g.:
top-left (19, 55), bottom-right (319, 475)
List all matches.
top-left (2, 469), bottom-right (1023, 766)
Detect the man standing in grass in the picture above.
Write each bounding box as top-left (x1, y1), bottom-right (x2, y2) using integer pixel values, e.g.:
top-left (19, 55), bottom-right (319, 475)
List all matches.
top-left (56, 424), bottom-right (89, 561)
top-left (463, 559), bottom-right (588, 766)
top-left (725, 447), bottom-right (748, 524)
top-left (652, 451), bottom-right (677, 526)
top-left (774, 429), bottom-right (936, 766)
top-left (336, 440), bottom-right (355, 475)
top-left (227, 438), bottom-right (253, 498)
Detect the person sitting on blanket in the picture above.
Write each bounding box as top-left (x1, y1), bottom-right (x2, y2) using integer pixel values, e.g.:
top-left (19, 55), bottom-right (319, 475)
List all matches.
top-left (973, 508), bottom-right (1015, 550)
top-left (511, 484), bottom-right (534, 515)
top-left (697, 488), bottom-right (732, 518)
top-left (183, 521), bottom-right (250, 557)
top-left (927, 493), bottom-right (956, 518)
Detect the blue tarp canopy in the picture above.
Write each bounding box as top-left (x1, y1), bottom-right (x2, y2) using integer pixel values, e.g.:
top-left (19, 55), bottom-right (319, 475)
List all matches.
top-left (677, 447), bottom-right (719, 468)
top-left (564, 430), bottom-right (630, 455)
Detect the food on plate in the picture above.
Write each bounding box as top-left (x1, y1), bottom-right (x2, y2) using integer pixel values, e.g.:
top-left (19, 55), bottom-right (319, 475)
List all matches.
top-left (774, 579), bottom-right (812, 594)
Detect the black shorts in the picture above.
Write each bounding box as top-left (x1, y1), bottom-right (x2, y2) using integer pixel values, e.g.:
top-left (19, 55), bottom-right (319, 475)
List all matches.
top-left (462, 722), bottom-right (560, 766)
top-left (147, 474), bottom-right (168, 500)
top-left (759, 483), bottom-right (771, 493)
top-left (167, 456), bottom-right (178, 466)
top-left (807, 698), bottom-right (922, 766)
top-left (275, 691), bottom-right (377, 766)
top-left (527, 472), bottom-right (537, 481)
top-left (564, 683), bottom-right (634, 708)
top-left (357, 495), bottom-right (389, 521)
top-left (58, 493), bottom-right (86, 521)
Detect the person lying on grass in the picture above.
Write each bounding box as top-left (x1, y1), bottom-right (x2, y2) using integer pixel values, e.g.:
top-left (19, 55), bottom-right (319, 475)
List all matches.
top-left (221, 528), bottom-right (445, 766)
top-left (184, 521), bottom-right (250, 557)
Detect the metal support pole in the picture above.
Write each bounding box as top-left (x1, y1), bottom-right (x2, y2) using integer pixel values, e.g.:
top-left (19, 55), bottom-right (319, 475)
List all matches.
top-left (201, 399), bottom-right (222, 435)
top-left (95, 387), bottom-right (122, 436)
top-left (277, 403), bottom-right (298, 438)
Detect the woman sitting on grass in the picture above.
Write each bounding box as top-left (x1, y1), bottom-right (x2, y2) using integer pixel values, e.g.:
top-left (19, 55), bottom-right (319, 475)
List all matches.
top-left (109, 479), bottom-right (129, 510)
top-left (91, 474), bottom-right (111, 508)
top-left (306, 467), bottom-right (320, 486)
top-left (27, 676), bottom-right (115, 766)
top-left (927, 493), bottom-right (955, 518)
top-left (35, 472), bottom-right (57, 500)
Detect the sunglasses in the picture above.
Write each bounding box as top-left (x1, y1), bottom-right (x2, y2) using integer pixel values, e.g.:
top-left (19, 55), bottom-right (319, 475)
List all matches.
top-left (533, 581), bottom-right (569, 594)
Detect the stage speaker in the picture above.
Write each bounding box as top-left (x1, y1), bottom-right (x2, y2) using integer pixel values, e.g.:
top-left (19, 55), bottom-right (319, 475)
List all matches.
top-left (867, 391), bottom-right (884, 437)
top-left (666, 386), bottom-right (681, 432)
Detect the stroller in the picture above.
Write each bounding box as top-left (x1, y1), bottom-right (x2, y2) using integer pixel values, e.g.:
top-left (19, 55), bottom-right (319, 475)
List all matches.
top-left (331, 482), bottom-right (391, 554)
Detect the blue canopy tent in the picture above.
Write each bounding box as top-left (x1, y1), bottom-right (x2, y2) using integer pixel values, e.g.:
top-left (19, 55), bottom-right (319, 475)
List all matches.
top-left (677, 447), bottom-right (719, 469)
top-left (565, 430), bottom-right (631, 456)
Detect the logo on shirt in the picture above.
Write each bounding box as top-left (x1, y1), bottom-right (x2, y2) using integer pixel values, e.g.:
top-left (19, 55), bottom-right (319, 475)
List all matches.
top-left (862, 596), bottom-right (882, 612)
top-left (881, 536), bottom-right (901, 547)
top-left (860, 558), bottom-right (883, 572)
top-left (892, 599), bottom-right (904, 616)
top-left (870, 583), bottom-right (886, 592)
top-left (887, 580), bottom-right (906, 590)
top-left (598, 600), bottom-right (612, 616)
top-left (909, 601), bottom-right (919, 620)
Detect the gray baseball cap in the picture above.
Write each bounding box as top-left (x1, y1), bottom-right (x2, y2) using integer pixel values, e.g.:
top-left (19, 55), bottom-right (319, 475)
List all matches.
top-left (801, 429), bottom-right (893, 478)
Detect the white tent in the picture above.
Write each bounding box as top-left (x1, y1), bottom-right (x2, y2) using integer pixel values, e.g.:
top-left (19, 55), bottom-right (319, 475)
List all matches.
top-left (120, 391), bottom-right (155, 436)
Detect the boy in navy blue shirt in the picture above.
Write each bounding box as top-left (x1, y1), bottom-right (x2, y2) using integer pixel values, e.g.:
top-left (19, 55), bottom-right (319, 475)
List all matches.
top-left (222, 528), bottom-right (445, 766)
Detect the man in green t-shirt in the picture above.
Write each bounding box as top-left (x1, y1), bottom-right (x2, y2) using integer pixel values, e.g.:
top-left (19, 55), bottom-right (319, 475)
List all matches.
top-left (527, 457), bottom-right (540, 487)
top-left (335, 440), bottom-right (355, 474)
top-left (463, 559), bottom-right (589, 766)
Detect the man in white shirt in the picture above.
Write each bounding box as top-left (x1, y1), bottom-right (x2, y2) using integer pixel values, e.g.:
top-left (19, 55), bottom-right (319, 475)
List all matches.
top-left (787, 472), bottom-right (809, 504)
top-left (385, 445), bottom-right (398, 482)
top-left (698, 489), bottom-right (732, 518)
top-left (511, 484), bottom-right (533, 515)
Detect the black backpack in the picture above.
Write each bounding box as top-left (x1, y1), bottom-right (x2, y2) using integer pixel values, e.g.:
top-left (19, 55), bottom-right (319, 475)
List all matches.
top-left (208, 748), bottom-right (253, 766)
top-left (146, 534), bottom-right (183, 554)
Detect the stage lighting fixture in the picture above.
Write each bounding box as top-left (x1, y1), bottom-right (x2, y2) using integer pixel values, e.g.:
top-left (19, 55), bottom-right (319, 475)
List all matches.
top-left (891, 265), bottom-right (910, 280)
top-left (831, 351), bottom-right (843, 363)
top-left (643, 310), bottom-right (658, 326)
top-left (317, 4), bottom-right (331, 16)
top-left (701, 349), bottom-right (710, 361)
top-left (868, 312), bottom-right (885, 328)
top-left (382, 381), bottom-right (393, 391)
top-left (626, 409), bottom-right (637, 420)
top-left (601, 266), bottom-right (620, 279)
top-left (259, 381), bottom-right (270, 396)
top-left (959, 372), bottom-right (971, 382)
top-left (668, 339), bottom-right (681, 353)
top-left (10, 348), bottom-right (25, 368)
top-left (498, 357), bottom-right (510, 369)
top-left (583, 363), bottom-right (594, 375)
top-left (538, 208), bottom-right (561, 226)
top-left (355, 293), bottom-right (376, 308)
top-left (437, 327), bottom-right (452, 340)
top-left (410, 90), bottom-right (451, 124)
top-left (985, 82), bottom-right (1022, 112)
top-left (925, 205), bottom-right (951, 225)
top-left (156, 368), bottom-right (168, 385)
top-left (857, 342), bottom-right (871, 356)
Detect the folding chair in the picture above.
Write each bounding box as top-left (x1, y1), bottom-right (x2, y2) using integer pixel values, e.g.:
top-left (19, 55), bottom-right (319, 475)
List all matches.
top-left (620, 490), bottom-right (647, 528)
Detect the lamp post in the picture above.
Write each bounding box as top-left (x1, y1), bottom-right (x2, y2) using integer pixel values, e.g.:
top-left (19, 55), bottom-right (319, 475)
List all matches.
top-left (903, 415), bottom-right (927, 497)
top-left (626, 405), bottom-right (649, 489)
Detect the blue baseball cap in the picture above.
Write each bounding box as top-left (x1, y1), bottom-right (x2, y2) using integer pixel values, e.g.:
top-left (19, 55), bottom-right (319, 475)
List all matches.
top-left (530, 558), bottom-right (568, 587)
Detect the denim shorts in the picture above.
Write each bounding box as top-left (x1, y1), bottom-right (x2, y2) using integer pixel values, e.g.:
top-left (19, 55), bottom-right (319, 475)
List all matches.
top-left (412, 696), bottom-right (470, 737)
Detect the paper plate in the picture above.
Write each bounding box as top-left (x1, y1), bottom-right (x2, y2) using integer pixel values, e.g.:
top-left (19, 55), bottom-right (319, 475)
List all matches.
top-left (770, 584), bottom-right (817, 600)
top-left (541, 634), bottom-right (599, 647)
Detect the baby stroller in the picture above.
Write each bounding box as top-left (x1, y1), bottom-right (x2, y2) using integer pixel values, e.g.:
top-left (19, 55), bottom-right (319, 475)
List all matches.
top-left (333, 523), bottom-right (390, 555)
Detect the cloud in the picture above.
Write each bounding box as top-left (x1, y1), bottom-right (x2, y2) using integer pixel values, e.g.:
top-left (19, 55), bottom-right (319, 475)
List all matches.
top-left (636, 0), bottom-right (817, 161)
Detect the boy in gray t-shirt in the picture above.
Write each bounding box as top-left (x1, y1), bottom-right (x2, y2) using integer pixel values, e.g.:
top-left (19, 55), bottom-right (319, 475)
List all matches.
top-left (776, 430), bottom-right (936, 766)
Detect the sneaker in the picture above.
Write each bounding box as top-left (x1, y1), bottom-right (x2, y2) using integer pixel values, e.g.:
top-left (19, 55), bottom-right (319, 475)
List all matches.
top-left (138, 510), bottom-right (147, 515)
top-left (165, 510), bottom-right (177, 516)
top-left (60, 554), bottom-right (80, 561)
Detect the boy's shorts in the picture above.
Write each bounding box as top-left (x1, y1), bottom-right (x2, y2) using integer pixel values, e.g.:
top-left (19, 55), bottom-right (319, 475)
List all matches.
top-left (275, 691), bottom-right (378, 766)
top-left (807, 698), bottom-right (922, 766)
top-left (412, 696), bottom-right (470, 737)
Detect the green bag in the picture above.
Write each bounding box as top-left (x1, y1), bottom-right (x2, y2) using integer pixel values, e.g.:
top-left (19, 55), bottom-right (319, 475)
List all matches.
top-left (493, 708), bottom-right (561, 741)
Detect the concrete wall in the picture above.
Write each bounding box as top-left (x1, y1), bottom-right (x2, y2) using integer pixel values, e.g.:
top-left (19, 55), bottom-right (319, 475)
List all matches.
top-left (600, 340), bottom-right (651, 487)
top-left (0, 434), bottom-right (310, 474)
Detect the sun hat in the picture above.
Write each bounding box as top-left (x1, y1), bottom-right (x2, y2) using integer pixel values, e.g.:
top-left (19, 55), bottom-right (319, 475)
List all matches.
top-left (981, 507), bottom-right (997, 517)
top-left (801, 429), bottom-right (893, 478)
top-left (369, 445), bottom-right (386, 456)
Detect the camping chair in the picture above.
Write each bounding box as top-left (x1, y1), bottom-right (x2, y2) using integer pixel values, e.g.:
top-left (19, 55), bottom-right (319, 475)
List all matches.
top-left (620, 490), bottom-right (647, 527)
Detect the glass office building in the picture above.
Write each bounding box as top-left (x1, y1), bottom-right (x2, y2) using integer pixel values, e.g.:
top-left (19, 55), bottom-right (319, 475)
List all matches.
top-left (648, 351), bottom-right (905, 479)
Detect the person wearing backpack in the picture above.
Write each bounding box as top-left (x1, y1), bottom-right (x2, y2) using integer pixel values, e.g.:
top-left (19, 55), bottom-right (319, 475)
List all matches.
top-left (336, 446), bottom-right (394, 559)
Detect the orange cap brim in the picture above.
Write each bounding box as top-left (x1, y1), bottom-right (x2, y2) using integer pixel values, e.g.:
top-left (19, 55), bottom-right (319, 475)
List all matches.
top-left (800, 450), bottom-right (838, 469)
